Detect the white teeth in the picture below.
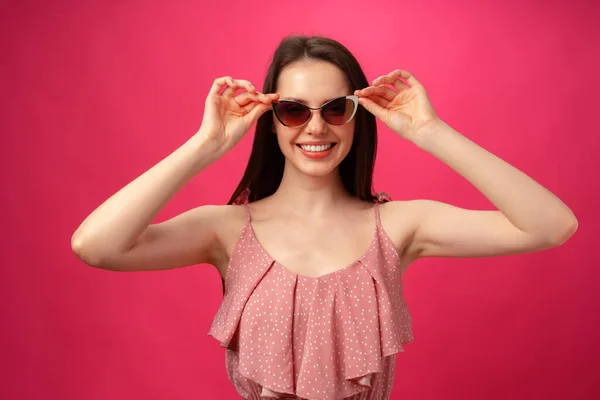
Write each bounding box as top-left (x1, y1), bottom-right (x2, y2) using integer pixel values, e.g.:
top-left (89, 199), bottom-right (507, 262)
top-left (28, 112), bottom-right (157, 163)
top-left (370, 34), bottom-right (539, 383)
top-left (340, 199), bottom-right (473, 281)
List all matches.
top-left (300, 144), bottom-right (333, 152)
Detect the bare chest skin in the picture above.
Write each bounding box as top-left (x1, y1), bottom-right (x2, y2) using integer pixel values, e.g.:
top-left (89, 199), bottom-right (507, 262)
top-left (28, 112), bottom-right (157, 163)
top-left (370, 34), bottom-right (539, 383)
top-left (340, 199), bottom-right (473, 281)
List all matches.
top-left (216, 201), bottom-right (415, 281)
top-left (249, 207), bottom-right (377, 278)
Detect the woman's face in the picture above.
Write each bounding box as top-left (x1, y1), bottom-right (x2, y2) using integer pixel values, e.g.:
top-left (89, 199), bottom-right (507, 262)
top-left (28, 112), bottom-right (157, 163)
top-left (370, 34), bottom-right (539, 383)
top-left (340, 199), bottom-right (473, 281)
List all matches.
top-left (273, 60), bottom-right (356, 178)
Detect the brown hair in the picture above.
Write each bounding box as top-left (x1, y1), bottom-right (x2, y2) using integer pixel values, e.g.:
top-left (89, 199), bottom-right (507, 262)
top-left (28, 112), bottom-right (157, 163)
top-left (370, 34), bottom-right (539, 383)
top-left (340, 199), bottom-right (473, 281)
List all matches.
top-left (227, 35), bottom-right (378, 204)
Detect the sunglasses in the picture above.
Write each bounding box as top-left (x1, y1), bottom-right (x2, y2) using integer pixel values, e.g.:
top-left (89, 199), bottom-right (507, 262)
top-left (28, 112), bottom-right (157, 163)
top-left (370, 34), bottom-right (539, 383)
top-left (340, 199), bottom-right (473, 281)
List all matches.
top-left (272, 95), bottom-right (359, 127)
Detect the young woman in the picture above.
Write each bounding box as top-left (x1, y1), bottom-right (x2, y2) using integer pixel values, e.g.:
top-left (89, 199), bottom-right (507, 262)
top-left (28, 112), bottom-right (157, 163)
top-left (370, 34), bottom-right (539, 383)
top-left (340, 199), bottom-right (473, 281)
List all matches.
top-left (72, 35), bottom-right (578, 399)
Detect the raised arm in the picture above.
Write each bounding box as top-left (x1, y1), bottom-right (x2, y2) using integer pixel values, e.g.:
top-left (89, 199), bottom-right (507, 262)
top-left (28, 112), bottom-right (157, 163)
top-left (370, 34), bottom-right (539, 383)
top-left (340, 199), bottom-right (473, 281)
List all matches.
top-left (357, 69), bottom-right (578, 261)
top-left (71, 135), bottom-right (224, 271)
top-left (71, 77), bottom-right (279, 271)
top-left (404, 120), bottom-right (577, 260)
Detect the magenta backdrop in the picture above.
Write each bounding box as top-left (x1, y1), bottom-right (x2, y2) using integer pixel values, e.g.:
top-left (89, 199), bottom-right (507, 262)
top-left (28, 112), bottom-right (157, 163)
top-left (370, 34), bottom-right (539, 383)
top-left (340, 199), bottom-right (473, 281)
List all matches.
top-left (2, 0), bottom-right (599, 399)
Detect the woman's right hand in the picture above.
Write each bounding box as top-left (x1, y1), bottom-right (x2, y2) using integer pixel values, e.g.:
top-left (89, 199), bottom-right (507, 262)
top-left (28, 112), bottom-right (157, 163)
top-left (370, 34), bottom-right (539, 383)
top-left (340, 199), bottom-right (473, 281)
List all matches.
top-left (197, 76), bottom-right (279, 152)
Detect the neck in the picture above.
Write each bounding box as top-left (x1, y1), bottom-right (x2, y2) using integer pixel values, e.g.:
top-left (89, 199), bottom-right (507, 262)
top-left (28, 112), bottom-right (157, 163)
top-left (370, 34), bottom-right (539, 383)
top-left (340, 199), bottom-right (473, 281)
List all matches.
top-left (270, 161), bottom-right (350, 216)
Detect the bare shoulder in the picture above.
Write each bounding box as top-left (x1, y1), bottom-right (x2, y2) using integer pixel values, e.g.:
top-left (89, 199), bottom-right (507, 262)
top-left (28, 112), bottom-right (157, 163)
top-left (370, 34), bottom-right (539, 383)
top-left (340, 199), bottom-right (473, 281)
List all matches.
top-left (377, 198), bottom-right (467, 262)
top-left (378, 198), bottom-right (434, 227)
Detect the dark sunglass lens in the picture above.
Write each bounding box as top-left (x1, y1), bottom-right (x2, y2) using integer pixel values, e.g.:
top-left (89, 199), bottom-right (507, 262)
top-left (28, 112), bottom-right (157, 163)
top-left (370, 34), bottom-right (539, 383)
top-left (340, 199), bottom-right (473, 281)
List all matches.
top-left (276, 102), bottom-right (310, 127)
top-left (323, 98), bottom-right (355, 125)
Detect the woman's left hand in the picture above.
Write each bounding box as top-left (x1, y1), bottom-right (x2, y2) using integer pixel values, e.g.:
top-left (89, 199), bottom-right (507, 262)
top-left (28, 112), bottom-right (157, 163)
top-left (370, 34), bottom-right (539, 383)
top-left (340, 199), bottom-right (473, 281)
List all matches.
top-left (355, 69), bottom-right (440, 143)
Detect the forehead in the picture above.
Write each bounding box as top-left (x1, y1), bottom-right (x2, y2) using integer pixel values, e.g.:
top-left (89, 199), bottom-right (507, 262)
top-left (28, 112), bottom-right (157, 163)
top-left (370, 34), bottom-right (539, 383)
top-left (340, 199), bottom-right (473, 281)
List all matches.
top-left (277, 61), bottom-right (350, 105)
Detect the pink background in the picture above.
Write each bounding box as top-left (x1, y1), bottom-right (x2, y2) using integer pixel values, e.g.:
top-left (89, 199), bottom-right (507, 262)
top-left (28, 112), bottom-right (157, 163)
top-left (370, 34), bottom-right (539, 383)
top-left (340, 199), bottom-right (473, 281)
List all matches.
top-left (2, 0), bottom-right (599, 399)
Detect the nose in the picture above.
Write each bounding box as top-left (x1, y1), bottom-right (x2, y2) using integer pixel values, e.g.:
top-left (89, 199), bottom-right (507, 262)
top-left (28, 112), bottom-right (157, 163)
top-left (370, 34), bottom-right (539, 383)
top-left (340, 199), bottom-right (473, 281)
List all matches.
top-left (304, 109), bottom-right (327, 136)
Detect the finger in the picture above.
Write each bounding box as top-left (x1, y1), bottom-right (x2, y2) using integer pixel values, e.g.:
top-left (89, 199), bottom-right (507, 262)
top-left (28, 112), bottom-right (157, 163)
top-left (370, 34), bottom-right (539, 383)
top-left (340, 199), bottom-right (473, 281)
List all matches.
top-left (358, 97), bottom-right (388, 121)
top-left (233, 79), bottom-right (257, 94)
top-left (224, 78), bottom-right (259, 98)
top-left (235, 92), bottom-right (262, 108)
top-left (373, 70), bottom-right (403, 85)
top-left (373, 69), bottom-right (419, 89)
top-left (222, 78), bottom-right (239, 97)
top-left (362, 94), bottom-right (390, 109)
top-left (242, 100), bottom-right (271, 116)
top-left (372, 73), bottom-right (405, 88)
top-left (238, 91), bottom-right (278, 108)
top-left (386, 70), bottom-right (411, 92)
top-left (356, 85), bottom-right (397, 102)
top-left (391, 78), bottom-right (410, 92)
top-left (209, 76), bottom-right (234, 95)
top-left (252, 92), bottom-right (279, 104)
top-left (394, 69), bottom-right (421, 87)
top-left (255, 91), bottom-right (272, 103)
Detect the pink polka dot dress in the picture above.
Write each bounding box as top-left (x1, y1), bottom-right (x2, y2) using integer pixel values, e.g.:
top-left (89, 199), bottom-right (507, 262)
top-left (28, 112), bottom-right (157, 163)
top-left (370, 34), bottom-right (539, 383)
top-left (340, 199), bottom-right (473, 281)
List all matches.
top-left (208, 193), bottom-right (414, 399)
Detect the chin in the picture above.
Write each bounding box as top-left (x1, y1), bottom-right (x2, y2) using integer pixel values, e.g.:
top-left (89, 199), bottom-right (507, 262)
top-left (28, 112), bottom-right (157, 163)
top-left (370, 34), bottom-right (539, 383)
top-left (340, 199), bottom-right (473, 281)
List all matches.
top-left (295, 163), bottom-right (339, 178)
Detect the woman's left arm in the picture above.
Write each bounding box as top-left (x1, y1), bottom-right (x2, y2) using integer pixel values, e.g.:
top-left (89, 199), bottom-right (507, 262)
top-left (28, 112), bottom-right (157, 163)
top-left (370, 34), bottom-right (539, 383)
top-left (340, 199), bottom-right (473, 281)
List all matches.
top-left (356, 69), bottom-right (578, 259)
top-left (406, 119), bottom-right (577, 259)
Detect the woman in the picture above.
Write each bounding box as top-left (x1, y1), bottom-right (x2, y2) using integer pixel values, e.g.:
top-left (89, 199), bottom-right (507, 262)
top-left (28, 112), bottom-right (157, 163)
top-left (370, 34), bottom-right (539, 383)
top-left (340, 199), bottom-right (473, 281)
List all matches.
top-left (72, 35), bottom-right (578, 399)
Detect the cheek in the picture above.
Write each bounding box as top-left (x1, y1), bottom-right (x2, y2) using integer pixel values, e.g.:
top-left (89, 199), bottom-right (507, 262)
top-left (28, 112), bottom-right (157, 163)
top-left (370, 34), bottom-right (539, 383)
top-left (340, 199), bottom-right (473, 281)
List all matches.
top-left (275, 128), bottom-right (297, 151)
top-left (337, 124), bottom-right (356, 147)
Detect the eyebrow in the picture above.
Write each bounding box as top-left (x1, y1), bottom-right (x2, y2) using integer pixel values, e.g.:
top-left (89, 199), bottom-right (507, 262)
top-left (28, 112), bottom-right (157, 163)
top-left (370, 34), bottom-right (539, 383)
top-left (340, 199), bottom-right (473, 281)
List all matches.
top-left (280, 96), bottom-right (342, 105)
top-left (282, 97), bottom-right (308, 104)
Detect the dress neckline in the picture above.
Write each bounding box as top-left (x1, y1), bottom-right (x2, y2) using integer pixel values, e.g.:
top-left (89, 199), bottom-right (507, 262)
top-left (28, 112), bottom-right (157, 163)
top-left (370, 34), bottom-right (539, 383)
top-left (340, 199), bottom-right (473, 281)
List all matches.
top-left (244, 204), bottom-right (380, 280)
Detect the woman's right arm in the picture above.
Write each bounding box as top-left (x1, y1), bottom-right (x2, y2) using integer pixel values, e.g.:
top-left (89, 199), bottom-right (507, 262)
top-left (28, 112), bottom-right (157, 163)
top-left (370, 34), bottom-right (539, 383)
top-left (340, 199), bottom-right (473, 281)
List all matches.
top-left (71, 77), bottom-right (278, 272)
top-left (71, 135), bottom-right (226, 271)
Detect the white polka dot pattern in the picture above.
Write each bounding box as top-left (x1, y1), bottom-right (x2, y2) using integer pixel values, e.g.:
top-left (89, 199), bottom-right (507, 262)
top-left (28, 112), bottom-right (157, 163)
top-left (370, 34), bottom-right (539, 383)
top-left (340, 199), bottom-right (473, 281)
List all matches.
top-left (208, 200), bottom-right (414, 399)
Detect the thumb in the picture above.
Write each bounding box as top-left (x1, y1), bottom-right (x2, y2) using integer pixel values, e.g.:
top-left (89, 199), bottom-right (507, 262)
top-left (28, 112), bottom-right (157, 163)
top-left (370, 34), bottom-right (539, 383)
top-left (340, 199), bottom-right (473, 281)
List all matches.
top-left (244, 103), bottom-right (272, 127)
top-left (358, 97), bottom-right (388, 122)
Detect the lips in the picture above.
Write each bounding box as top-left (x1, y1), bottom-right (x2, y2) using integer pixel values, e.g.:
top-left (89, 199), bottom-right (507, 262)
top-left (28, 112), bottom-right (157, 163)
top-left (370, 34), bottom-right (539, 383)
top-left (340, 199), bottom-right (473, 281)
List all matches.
top-left (296, 143), bottom-right (336, 159)
top-left (298, 143), bottom-right (334, 152)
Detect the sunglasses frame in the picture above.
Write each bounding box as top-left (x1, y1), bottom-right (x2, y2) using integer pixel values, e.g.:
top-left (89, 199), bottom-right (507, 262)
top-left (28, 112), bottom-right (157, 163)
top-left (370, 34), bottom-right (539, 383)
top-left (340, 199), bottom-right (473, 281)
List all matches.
top-left (272, 95), bottom-right (359, 127)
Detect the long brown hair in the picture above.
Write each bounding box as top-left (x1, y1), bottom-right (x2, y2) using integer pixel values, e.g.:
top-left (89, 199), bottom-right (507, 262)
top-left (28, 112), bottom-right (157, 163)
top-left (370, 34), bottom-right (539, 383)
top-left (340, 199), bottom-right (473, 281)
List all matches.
top-left (227, 35), bottom-right (378, 205)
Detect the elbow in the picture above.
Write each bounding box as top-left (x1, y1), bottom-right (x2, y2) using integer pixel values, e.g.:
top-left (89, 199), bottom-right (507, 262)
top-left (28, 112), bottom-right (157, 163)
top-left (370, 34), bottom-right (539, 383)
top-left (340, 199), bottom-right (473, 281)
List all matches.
top-left (71, 232), bottom-right (111, 269)
top-left (547, 216), bottom-right (579, 247)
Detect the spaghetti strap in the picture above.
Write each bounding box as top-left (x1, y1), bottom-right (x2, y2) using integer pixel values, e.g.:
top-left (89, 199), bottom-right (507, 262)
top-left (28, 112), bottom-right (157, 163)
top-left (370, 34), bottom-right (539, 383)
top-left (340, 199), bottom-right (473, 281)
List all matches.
top-left (242, 203), bottom-right (252, 224)
top-left (373, 191), bottom-right (391, 227)
top-left (374, 202), bottom-right (382, 226)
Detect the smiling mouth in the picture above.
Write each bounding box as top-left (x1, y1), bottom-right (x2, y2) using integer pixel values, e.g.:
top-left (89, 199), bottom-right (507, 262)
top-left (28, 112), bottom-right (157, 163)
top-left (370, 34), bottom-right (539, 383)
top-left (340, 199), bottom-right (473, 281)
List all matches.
top-left (296, 143), bottom-right (336, 152)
